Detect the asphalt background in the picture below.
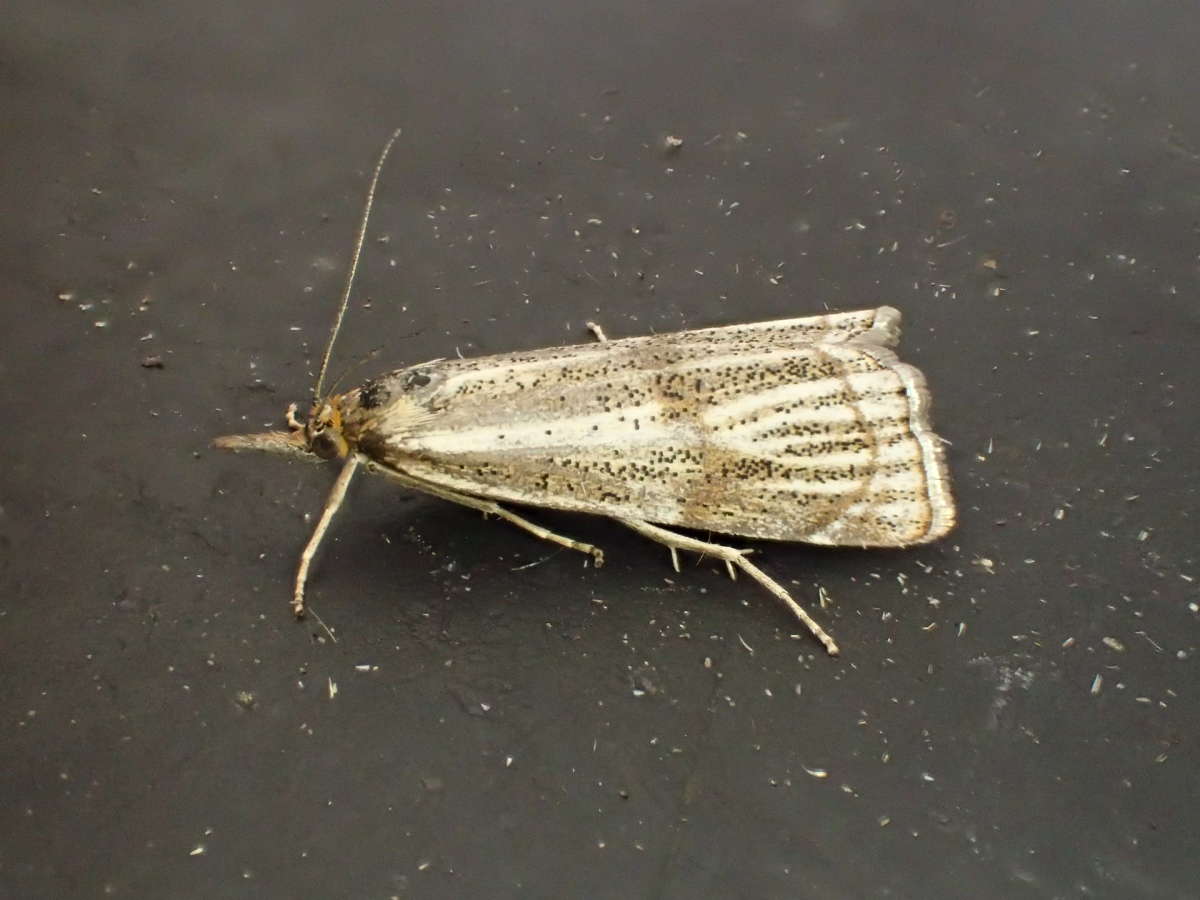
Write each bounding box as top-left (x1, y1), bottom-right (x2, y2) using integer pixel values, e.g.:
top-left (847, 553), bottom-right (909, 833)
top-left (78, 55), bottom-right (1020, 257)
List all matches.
top-left (3, 1), bottom-right (1197, 897)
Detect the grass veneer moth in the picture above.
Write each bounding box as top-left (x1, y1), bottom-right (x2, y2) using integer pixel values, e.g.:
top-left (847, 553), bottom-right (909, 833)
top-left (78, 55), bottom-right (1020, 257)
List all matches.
top-left (215, 129), bottom-right (955, 655)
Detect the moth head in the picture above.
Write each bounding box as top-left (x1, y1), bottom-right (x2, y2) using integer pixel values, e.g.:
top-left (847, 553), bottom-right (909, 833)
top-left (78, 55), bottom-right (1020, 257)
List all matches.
top-left (302, 397), bottom-right (350, 460)
top-left (212, 398), bottom-right (350, 461)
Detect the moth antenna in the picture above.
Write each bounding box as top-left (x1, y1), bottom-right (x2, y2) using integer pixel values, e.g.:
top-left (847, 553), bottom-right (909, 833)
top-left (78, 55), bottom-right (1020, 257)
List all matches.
top-left (327, 346), bottom-right (383, 396)
top-left (313, 126), bottom-right (404, 403)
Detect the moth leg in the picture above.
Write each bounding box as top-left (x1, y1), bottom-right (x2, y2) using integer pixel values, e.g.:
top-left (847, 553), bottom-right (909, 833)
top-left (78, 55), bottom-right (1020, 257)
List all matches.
top-left (294, 456), bottom-right (360, 617)
top-left (482, 502), bottom-right (606, 567)
top-left (368, 464), bottom-right (604, 567)
top-left (585, 320), bottom-right (609, 343)
top-left (615, 517), bottom-right (839, 656)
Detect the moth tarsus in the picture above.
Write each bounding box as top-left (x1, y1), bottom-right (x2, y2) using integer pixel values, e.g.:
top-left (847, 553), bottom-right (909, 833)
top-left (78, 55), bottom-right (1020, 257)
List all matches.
top-left (215, 130), bottom-right (956, 657)
top-left (614, 516), bottom-right (841, 657)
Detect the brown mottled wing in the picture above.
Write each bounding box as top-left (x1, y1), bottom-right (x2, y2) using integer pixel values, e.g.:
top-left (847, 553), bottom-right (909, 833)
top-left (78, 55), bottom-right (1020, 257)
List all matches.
top-left (358, 306), bottom-right (955, 546)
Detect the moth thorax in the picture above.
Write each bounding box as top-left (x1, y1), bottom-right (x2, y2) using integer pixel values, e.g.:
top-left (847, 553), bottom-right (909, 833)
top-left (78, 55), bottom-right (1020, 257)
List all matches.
top-left (305, 398), bottom-right (350, 460)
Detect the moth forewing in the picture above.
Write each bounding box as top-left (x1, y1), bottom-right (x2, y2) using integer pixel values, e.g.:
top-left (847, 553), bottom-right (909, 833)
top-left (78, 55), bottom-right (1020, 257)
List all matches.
top-left (338, 305), bottom-right (954, 549)
top-left (214, 132), bottom-right (955, 656)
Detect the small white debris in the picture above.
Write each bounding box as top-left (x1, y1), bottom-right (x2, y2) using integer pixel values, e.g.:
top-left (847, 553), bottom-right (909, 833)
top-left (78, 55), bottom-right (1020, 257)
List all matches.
top-left (664, 135), bottom-right (684, 150)
top-left (327, 677), bottom-right (338, 699)
top-left (1101, 637), bottom-right (1125, 653)
top-left (189, 845), bottom-right (207, 857)
top-left (802, 765), bottom-right (828, 779)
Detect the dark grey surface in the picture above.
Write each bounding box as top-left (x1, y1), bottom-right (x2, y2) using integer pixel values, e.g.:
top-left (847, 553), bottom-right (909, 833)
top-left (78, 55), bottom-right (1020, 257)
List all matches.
top-left (3, 1), bottom-right (1197, 897)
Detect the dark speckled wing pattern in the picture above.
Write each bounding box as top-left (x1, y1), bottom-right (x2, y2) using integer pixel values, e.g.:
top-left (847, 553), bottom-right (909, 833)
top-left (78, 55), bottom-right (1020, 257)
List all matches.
top-left (348, 307), bottom-right (955, 547)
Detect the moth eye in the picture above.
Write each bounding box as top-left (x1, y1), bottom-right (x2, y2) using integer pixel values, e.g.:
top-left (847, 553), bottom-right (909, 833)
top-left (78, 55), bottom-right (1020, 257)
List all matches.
top-left (310, 430), bottom-right (341, 460)
top-left (404, 370), bottom-right (432, 390)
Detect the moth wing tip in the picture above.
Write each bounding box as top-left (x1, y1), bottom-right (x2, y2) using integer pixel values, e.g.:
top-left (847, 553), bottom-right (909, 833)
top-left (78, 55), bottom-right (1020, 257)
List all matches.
top-left (868, 306), bottom-right (903, 346)
top-left (874, 304), bottom-right (902, 324)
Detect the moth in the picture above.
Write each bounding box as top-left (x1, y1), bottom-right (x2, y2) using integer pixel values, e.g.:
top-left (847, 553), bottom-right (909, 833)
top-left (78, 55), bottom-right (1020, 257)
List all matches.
top-left (215, 129), bottom-right (956, 655)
